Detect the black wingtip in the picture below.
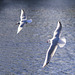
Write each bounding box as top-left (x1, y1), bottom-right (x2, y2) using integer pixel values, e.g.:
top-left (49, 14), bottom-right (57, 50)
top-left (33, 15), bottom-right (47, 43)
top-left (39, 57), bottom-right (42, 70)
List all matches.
top-left (58, 21), bottom-right (61, 24)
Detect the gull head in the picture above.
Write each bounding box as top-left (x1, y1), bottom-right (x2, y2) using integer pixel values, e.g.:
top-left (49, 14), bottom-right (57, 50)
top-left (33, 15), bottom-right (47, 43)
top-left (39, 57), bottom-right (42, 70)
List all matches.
top-left (47, 39), bottom-right (51, 43)
top-left (16, 22), bottom-right (20, 25)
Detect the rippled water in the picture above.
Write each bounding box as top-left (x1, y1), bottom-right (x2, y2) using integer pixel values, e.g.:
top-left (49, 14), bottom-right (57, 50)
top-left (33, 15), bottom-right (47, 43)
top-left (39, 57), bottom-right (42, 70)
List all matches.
top-left (0, 0), bottom-right (75, 75)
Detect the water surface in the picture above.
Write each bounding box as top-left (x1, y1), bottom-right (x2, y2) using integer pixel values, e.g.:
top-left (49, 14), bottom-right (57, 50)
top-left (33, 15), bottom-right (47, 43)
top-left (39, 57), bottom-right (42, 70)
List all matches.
top-left (0, 0), bottom-right (75, 75)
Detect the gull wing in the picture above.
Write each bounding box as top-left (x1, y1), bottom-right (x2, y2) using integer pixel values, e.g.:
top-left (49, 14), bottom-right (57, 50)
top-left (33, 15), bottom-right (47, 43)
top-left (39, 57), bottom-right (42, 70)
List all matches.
top-left (53, 21), bottom-right (62, 37)
top-left (17, 22), bottom-right (25, 34)
top-left (20, 9), bottom-right (27, 20)
top-left (17, 25), bottom-right (23, 34)
top-left (43, 43), bottom-right (58, 67)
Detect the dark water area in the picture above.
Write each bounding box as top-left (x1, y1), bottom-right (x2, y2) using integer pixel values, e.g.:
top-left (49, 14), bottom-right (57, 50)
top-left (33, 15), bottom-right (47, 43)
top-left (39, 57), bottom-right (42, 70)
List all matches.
top-left (0, 0), bottom-right (75, 75)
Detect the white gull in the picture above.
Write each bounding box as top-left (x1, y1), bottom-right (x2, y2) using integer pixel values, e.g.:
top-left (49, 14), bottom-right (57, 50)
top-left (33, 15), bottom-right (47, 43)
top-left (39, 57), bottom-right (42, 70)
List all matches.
top-left (17, 9), bottom-right (32, 34)
top-left (43, 21), bottom-right (66, 67)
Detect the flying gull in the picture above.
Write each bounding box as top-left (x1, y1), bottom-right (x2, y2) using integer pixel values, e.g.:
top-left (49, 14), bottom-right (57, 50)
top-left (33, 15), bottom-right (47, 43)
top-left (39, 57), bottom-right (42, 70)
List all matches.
top-left (16, 9), bottom-right (32, 34)
top-left (43, 21), bottom-right (66, 67)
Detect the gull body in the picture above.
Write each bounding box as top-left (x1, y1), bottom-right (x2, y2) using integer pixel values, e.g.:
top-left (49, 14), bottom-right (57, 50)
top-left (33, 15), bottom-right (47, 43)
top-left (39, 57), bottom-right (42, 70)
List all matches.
top-left (17, 9), bottom-right (32, 34)
top-left (43, 21), bottom-right (66, 67)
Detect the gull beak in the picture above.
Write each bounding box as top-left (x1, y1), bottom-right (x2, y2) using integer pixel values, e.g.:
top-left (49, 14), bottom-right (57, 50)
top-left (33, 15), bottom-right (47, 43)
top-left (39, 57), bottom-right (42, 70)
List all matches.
top-left (47, 40), bottom-right (48, 43)
top-left (16, 23), bottom-right (18, 25)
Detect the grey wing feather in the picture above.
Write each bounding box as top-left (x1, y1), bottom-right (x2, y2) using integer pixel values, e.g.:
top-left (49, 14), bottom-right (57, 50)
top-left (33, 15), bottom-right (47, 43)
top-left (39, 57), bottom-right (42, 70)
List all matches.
top-left (54, 21), bottom-right (62, 37)
top-left (20, 9), bottom-right (27, 20)
top-left (43, 44), bottom-right (58, 67)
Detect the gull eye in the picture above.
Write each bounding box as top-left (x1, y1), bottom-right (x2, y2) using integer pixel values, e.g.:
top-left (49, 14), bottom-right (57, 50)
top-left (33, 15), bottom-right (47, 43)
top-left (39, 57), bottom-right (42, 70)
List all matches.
top-left (47, 39), bottom-right (50, 43)
top-left (17, 22), bottom-right (20, 24)
top-left (47, 39), bottom-right (51, 43)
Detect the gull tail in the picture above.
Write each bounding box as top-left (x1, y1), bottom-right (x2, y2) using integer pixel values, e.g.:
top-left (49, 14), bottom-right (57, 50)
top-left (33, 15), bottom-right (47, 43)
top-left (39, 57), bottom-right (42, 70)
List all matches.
top-left (26, 19), bottom-right (32, 23)
top-left (58, 37), bottom-right (66, 47)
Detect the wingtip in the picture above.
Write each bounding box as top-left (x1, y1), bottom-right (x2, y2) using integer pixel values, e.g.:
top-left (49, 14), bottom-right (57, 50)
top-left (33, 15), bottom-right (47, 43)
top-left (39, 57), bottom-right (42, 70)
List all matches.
top-left (21, 9), bottom-right (23, 12)
top-left (42, 61), bottom-right (49, 68)
top-left (42, 64), bottom-right (46, 68)
top-left (21, 9), bottom-right (24, 12)
top-left (58, 21), bottom-right (60, 23)
top-left (58, 21), bottom-right (61, 25)
top-left (17, 31), bottom-right (19, 34)
top-left (21, 9), bottom-right (23, 11)
top-left (17, 29), bottom-right (21, 34)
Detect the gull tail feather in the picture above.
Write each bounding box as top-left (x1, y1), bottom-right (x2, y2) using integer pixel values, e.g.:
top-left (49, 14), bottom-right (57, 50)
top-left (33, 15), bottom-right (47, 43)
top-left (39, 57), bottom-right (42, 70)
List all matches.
top-left (26, 19), bottom-right (32, 23)
top-left (58, 37), bottom-right (66, 48)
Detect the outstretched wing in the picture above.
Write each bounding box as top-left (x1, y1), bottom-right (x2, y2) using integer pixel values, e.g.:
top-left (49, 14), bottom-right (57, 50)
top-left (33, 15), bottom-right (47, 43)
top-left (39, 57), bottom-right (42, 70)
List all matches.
top-left (43, 43), bottom-right (58, 67)
top-left (20, 9), bottom-right (27, 20)
top-left (53, 21), bottom-right (62, 37)
top-left (17, 25), bottom-right (23, 34)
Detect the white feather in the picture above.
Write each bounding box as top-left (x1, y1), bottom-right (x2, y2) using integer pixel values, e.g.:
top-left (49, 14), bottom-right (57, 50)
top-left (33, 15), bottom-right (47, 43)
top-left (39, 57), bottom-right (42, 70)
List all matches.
top-left (17, 9), bottom-right (32, 34)
top-left (17, 26), bottom-right (23, 34)
top-left (58, 37), bottom-right (66, 47)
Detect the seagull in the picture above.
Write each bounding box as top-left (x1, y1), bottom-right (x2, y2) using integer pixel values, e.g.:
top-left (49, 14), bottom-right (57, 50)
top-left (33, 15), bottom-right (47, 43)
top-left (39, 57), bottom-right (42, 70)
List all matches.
top-left (16, 9), bottom-right (32, 34)
top-left (43, 21), bottom-right (66, 68)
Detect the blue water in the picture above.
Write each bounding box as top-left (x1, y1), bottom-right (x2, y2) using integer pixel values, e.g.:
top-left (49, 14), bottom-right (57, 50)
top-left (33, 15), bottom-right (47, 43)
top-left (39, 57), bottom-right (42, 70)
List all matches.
top-left (0, 0), bottom-right (75, 75)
